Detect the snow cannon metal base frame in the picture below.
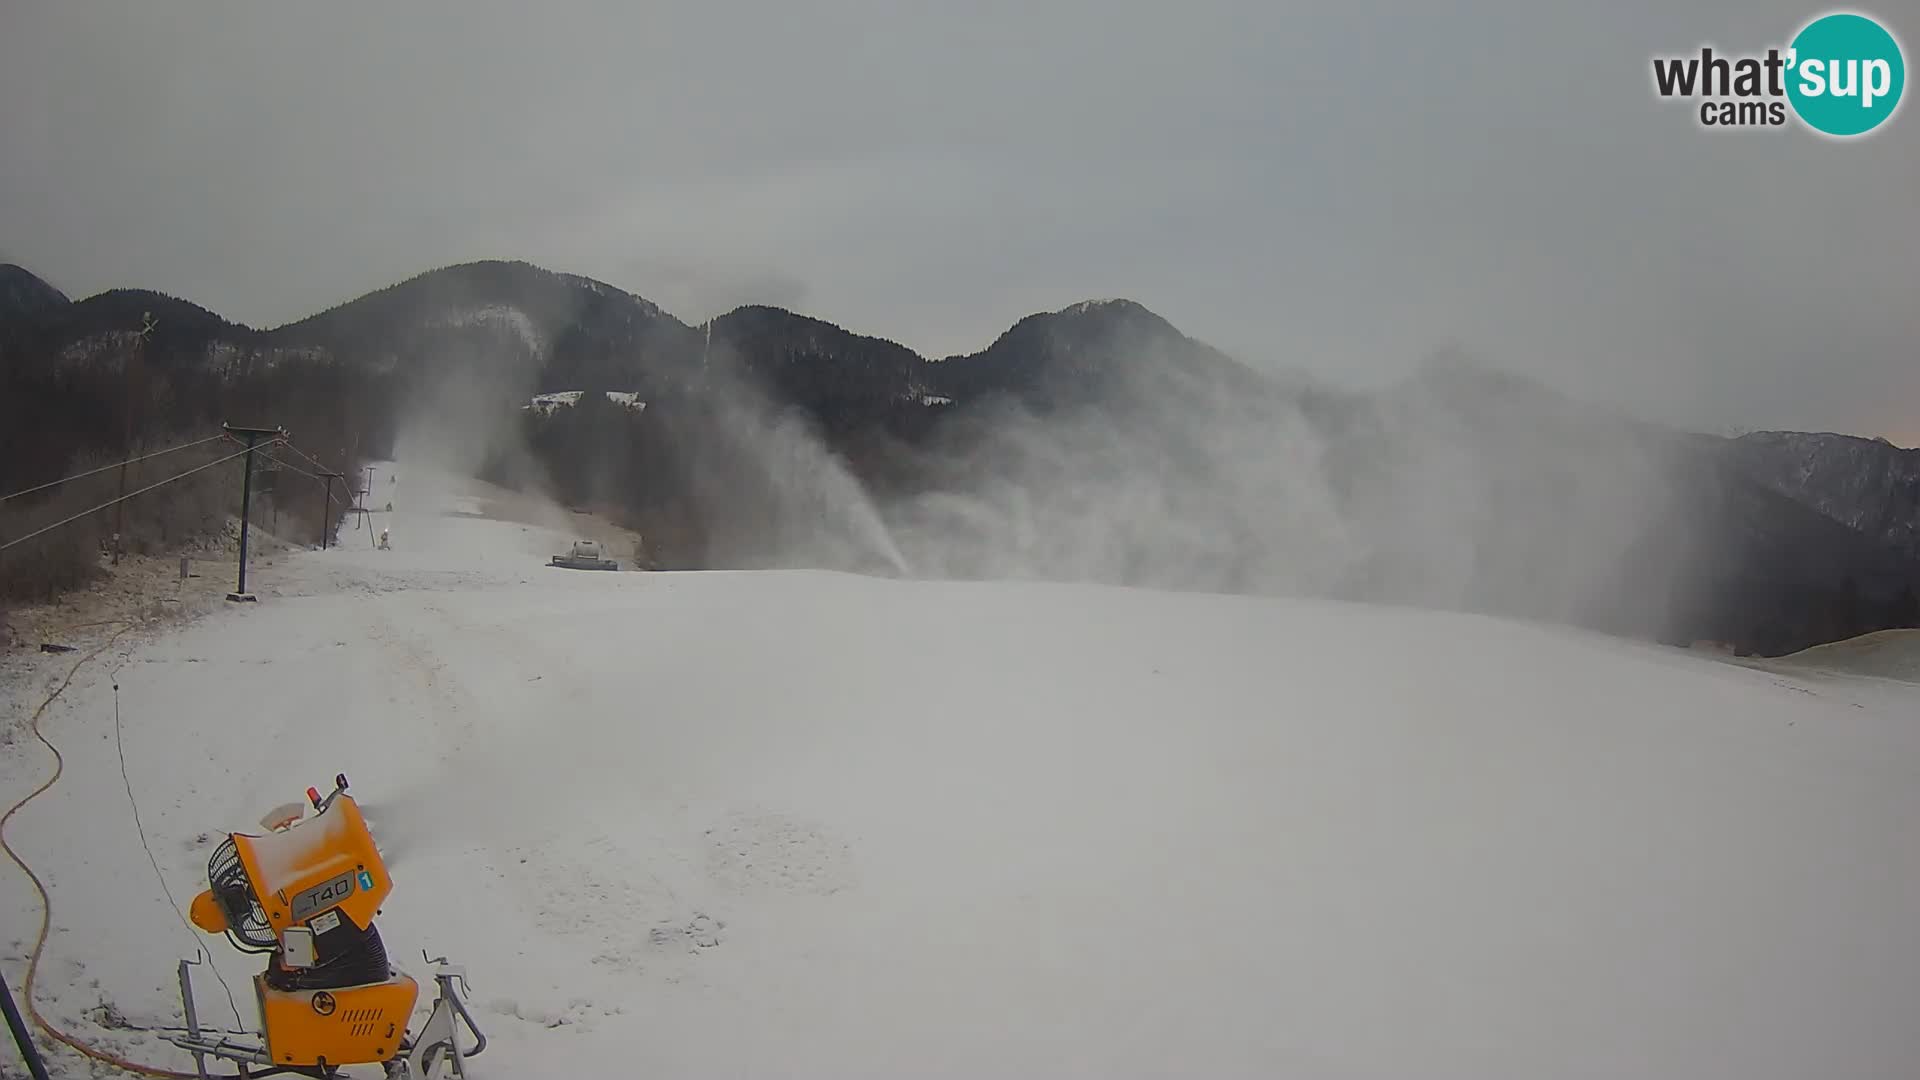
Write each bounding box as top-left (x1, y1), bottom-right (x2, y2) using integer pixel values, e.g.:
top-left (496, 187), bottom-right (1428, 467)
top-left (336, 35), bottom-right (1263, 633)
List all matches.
top-left (164, 775), bottom-right (486, 1079)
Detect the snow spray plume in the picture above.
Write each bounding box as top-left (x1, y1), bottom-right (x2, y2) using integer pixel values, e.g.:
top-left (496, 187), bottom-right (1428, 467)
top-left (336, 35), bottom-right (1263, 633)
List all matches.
top-left (356, 746), bottom-right (543, 867)
top-left (666, 342), bottom-right (910, 575)
top-left (879, 322), bottom-right (1691, 640)
top-left (883, 316), bottom-right (1351, 595)
top-left (382, 296), bottom-right (586, 538)
top-left (356, 715), bottom-right (667, 866)
top-left (1315, 351), bottom-right (1702, 634)
top-left (394, 372), bottom-right (535, 488)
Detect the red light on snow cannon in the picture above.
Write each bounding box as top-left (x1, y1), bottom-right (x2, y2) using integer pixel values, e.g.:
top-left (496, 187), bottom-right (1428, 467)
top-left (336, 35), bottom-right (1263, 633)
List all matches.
top-left (307, 787), bottom-right (322, 809)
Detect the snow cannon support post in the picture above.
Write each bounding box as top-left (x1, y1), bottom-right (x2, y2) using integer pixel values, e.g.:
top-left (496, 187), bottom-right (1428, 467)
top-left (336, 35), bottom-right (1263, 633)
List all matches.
top-left (0, 966), bottom-right (50, 1080)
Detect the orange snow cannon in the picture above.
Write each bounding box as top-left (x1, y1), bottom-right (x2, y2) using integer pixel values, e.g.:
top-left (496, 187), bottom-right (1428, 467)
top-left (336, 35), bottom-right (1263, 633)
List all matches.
top-left (170, 774), bottom-right (486, 1078)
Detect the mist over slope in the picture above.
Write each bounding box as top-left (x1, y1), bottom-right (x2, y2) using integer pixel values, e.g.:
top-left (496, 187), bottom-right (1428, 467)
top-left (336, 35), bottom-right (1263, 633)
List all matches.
top-left (2, 258), bottom-right (1914, 655)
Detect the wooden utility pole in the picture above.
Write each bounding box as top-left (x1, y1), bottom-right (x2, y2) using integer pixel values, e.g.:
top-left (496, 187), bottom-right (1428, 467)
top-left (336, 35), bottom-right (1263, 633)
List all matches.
top-left (112, 312), bottom-right (157, 565)
top-left (319, 471), bottom-right (344, 549)
top-left (224, 422), bottom-right (285, 602)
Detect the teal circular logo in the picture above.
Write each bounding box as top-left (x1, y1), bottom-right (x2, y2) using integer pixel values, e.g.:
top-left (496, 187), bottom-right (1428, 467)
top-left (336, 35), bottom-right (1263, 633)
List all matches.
top-left (1787, 13), bottom-right (1905, 136)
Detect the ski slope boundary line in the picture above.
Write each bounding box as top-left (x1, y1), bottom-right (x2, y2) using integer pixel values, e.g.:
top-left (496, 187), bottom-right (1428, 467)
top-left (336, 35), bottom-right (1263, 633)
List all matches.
top-left (0, 622), bottom-right (201, 1079)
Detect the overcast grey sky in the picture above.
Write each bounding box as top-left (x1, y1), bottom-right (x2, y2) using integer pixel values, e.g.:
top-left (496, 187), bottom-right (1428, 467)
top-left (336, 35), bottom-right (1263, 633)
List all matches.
top-left (2, 2), bottom-right (1914, 442)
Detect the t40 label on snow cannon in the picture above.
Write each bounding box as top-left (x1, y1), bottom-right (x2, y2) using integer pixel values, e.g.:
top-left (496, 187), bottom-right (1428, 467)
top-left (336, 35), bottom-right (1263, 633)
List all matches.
top-left (291, 872), bottom-right (356, 922)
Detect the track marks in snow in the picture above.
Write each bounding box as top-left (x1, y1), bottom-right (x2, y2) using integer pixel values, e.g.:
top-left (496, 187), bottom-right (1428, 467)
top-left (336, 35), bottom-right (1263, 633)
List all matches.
top-left (503, 807), bottom-right (853, 981)
top-left (703, 807), bottom-right (856, 896)
top-left (511, 832), bottom-right (657, 936)
top-left (506, 829), bottom-right (720, 973)
top-left (362, 603), bottom-right (496, 754)
top-left (487, 995), bottom-right (628, 1033)
top-left (647, 912), bottom-right (724, 953)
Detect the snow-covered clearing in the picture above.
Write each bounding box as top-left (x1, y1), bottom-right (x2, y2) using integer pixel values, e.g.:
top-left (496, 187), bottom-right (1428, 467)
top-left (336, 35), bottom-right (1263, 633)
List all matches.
top-left (3, 465), bottom-right (1918, 1078)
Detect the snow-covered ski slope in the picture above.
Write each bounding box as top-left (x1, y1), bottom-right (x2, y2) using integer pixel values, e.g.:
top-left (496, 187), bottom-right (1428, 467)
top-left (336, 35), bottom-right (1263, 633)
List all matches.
top-left (5, 466), bottom-right (1920, 1079)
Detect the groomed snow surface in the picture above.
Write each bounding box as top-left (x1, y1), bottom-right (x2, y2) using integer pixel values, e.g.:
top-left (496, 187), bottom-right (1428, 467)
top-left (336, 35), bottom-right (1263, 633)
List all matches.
top-left (4, 466), bottom-right (1920, 1079)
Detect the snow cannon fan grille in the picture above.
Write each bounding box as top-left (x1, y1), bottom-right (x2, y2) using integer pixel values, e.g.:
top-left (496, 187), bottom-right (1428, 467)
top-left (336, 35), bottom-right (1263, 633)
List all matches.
top-left (208, 837), bottom-right (275, 952)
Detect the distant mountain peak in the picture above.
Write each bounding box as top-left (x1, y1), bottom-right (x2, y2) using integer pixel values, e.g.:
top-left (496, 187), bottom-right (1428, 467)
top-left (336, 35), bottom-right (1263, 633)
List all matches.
top-left (281, 259), bottom-right (674, 335)
top-left (0, 263), bottom-right (71, 321)
top-left (720, 303), bottom-right (838, 326)
top-left (1059, 298), bottom-right (1150, 317)
top-left (987, 297), bottom-right (1186, 349)
top-left (714, 304), bottom-right (912, 351)
top-left (1047, 297), bottom-right (1172, 330)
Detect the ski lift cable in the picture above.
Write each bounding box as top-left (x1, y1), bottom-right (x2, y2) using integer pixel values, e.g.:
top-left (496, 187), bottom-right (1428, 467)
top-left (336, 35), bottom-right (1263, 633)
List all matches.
top-left (0, 445), bottom-right (256, 554)
top-left (257, 450), bottom-right (321, 483)
top-left (0, 434), bottom-right (225, 504)
top-left (259, 450), bottom-right (348, 506)
top-left (274, 440), bottom-right (333, 475)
